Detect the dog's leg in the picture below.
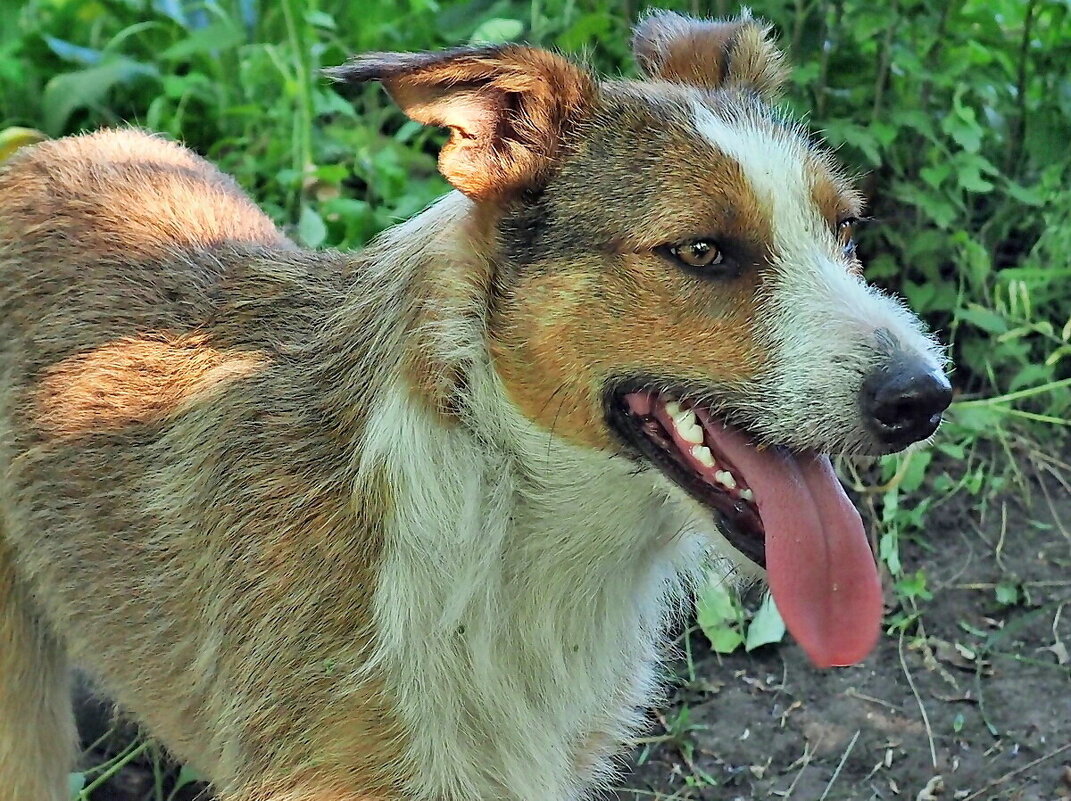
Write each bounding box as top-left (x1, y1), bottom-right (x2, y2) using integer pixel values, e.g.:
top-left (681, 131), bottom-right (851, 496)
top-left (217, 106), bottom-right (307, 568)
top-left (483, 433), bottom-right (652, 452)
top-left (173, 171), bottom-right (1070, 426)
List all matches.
top-left (0, 534), bottom-right (77, 801)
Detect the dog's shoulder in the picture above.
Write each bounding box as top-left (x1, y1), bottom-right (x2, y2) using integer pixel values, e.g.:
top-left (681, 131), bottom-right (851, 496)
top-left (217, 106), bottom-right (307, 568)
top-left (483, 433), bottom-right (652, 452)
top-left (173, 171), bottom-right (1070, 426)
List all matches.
top-left (0, 128), bottom-right (289, 259)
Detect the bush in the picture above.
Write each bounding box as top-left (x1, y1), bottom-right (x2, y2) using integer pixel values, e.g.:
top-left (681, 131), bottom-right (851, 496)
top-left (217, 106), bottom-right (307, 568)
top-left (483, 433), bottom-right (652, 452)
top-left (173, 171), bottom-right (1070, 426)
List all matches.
top-left (2, 0), bottom-right (1069, 432)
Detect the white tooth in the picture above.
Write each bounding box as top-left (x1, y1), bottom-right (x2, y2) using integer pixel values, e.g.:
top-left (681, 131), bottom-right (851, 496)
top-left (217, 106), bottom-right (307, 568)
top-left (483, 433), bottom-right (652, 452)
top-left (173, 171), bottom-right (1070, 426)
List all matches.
top-left (664, 401), bottom-right (681, 417)
top-left (678, 421), bottom-right (704, 444)
top-left (672, 408), bottom-right (698, 426)
top-left (740, 488), bottom-right (754, 502)
top-left (715, 470), bottom-right (736, 489)
top-left (691, 445), bottom-right (715, 467)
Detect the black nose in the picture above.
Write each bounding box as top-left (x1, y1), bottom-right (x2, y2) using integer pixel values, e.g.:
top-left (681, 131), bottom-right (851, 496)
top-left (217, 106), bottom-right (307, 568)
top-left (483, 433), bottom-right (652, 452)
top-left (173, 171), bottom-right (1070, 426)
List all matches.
top-left (861, 356), bottom-right (952, 450)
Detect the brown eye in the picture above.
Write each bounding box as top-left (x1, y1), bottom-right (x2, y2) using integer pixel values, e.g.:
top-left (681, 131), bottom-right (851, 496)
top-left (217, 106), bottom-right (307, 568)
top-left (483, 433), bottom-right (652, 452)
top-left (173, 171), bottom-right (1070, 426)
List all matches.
top-left (837, 218), bottom-right (857, 254)
top-left (668, 239), bottom-right (723, 269)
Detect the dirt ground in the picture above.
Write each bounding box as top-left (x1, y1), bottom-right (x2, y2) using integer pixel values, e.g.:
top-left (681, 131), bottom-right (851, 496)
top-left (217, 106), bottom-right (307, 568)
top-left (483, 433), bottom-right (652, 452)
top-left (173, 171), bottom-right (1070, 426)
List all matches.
top-left (610, 470), bottom-right (1071, 801)
top-left (79, 467), bottom-right (1071, 801)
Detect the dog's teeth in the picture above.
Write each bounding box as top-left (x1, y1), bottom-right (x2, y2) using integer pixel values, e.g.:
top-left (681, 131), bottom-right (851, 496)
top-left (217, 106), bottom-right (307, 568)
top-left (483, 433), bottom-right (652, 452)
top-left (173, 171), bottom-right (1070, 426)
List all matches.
top-left (672, 408), bottom-right (697, 426)
top-left (715, 470), bottom-right (737, 489)
top-left (667, 406), bottom-right (703, 444)
top-left (691, 445), bottom-right (715, 467)
top-left (677, 421), bottom-right (704, 444)
top-left (740, 488), bottom-right (754, 502)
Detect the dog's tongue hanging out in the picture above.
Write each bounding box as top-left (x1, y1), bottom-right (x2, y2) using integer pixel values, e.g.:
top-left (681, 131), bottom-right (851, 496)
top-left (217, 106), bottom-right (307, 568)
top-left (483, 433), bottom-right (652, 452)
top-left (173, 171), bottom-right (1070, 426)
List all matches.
top-left (704, 422), bottom-right (883, 667)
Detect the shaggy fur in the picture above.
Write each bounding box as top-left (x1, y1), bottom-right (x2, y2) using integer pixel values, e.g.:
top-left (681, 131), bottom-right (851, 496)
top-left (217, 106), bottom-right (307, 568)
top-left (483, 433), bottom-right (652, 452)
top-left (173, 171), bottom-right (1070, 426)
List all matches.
top-left (0, 12), bottom-right (943, 801)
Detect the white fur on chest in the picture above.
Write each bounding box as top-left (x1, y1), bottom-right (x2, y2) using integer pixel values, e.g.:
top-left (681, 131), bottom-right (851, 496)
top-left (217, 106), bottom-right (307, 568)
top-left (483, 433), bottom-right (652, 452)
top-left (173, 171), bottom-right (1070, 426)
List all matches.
top-left (360, 376), bottom-right (709, 801)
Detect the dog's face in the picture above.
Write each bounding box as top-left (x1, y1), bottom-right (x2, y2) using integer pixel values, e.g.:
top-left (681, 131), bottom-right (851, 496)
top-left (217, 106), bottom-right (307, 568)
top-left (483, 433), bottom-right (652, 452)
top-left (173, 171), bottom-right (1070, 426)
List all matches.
top-left (330, 12), bottom-right (951, 667)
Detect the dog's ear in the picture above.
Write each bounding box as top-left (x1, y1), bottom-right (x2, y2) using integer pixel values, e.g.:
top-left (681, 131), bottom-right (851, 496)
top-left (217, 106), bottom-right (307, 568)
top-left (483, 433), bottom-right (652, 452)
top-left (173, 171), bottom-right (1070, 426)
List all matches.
top-left (325, 46), bottom-right (594, 201)
top-left (631, 10), bottom-right (788, 95)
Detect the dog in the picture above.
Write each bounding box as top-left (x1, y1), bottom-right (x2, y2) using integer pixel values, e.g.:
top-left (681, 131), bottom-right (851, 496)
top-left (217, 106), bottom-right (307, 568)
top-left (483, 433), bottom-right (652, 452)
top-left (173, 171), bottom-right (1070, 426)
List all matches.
top-left (0, 10), bottom-right (950, 801)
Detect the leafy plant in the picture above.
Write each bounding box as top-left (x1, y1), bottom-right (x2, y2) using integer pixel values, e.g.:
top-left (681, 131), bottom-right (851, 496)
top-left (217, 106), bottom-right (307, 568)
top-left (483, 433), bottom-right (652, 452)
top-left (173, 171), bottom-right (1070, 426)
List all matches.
top-left (696, 579), bottom-right (786, 655)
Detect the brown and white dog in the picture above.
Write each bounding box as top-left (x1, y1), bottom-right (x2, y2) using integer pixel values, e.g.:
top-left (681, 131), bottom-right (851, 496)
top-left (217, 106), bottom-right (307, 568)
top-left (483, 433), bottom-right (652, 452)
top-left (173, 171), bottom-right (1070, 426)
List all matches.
top-left (0, 11), bottom-right (950, 801)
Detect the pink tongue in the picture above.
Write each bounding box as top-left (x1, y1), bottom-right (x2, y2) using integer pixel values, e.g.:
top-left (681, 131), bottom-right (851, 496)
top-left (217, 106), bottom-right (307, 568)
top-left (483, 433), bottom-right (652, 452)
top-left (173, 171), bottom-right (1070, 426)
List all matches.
top-left (704, 424), bottom-right (883, 667)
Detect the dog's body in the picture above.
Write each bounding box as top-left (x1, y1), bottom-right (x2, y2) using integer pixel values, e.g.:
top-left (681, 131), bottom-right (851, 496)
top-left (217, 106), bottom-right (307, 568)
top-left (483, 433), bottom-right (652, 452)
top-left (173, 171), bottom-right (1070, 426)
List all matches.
top-left (0, 13), bottom-right (950, 801)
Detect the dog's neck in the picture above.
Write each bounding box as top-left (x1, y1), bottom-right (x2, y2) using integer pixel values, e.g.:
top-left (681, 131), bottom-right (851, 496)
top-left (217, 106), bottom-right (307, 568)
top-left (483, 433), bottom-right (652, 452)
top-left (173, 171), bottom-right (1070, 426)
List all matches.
top-left (326, 194), bottom-right (711, 800)
top-left (362, 376), bottom-right (708, 801)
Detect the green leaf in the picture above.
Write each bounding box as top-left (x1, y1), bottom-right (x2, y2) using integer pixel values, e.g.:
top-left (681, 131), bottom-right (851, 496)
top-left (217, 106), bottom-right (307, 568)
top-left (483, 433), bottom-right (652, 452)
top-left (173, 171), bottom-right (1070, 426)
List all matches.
top-left (957, 305), bottom-right (1008, 335)
top-left (305, 10), bottom-right (337, 29)
top-left (903, 280), bottom-right (955, 314)
top-left (1004, 180), bottom-right (1047, 207)
top-left (1008, 363), bottom-right (1054, 394)
top-left (956, 162), bottom-right (995, 193)
top-left (995, 581), bottom-right (1019, 606)
top-left (879, 530), bottom-right (901, 576)
top-left (903, 280), bottom-right (936, 311)
top-left (173, 764), bottom-right (202, 790)
top-left (898, 449), bottom-right (932, 494)
top-left (298, 205), bottom-right (327, 248)
top-left (161, 20), bottom-right (245, 61)
top-left (42, 59), bottom-right (158, 134)
top-left (942, 103), bottom-right (983, 152)
top-left (68, 772), bottom-right (86, 798)
top-left (895, 569), bottom-right (932, 601)
top-left (556, 12), bottom-right (612, 50)
top-left (947, 404), bottom-right (1006, 434)
top-left (44, 36), bottom-right (103, 66)
top-left (745, 594), bottom-right (786, 651)
top-left (470, 18), bottom-right (525, 44)
top-left (892, 182), bottom-right (960, 229)
top-left (920, 164), bottom-right (950, 188)
top-left (705, 625), bottom-right (745, 654)
top-left (936, 441), bottom-right (966, 460)
top-left (866, 253), bottom-right (898, 280)
top-left (837, 126), bottom-right (883, 166)
top-left (696, 579), bottom-right (744, 654)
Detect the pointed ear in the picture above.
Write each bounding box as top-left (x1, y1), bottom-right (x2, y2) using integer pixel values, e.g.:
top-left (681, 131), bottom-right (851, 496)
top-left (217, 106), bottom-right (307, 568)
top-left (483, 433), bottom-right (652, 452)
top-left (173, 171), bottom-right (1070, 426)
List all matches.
top-left (325, 46), bottom-right (595, 201)
top-left (631, 10), bottom-right (788, 95)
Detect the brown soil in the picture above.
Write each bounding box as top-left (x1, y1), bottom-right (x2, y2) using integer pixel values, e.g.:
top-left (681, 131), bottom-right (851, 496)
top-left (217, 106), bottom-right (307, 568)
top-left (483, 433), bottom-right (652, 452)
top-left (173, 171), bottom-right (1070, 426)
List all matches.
top-left (611, 470), bottom-right (1071, 801)
top-left (76, 468), bottom-right (1071, 801)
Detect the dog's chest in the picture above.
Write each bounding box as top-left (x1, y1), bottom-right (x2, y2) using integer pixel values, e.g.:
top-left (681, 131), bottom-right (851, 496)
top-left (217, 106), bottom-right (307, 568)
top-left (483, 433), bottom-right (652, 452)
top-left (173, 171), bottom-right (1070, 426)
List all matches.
top-left (361, 392), bottom-right (706, 799)
top-left (382, 510), bottom-right (702, 800)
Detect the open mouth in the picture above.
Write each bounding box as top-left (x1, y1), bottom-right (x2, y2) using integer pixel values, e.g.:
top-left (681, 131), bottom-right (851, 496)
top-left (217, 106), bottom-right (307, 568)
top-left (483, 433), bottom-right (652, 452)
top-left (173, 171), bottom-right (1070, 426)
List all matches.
top-left (607, 385), bottom-right (886, 668)
top-left (610, 392), bottom-right (766, 566)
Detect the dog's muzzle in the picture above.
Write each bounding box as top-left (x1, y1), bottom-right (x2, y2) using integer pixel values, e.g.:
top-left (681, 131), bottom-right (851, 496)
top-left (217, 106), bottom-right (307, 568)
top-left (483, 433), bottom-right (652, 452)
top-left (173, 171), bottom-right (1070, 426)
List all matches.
top-left (860, 353), bottom-right (952, 450)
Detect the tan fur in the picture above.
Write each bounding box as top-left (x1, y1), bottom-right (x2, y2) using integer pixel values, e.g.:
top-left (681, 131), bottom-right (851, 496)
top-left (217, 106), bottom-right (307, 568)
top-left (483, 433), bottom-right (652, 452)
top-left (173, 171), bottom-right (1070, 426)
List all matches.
top-left (0, 15), bottom-right (892, 801)
top-left (0, 537), bottom-right (76, 801)
top-left (326, 46), bottom-right (595, 200)
top-left (0, 130), bottom-right (414, 799)
top-left (632, 10), bottom-right (788, 94)
top-left (487, 84), bottom-right (777, 448)
top-left (35, 336), bottom-right (266, 439)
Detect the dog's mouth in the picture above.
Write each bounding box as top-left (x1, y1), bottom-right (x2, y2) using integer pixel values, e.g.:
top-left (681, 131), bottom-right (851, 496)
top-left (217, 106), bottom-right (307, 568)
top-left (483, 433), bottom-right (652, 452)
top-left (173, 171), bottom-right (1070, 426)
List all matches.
top-left (607, 386), bottom-right (885, 668)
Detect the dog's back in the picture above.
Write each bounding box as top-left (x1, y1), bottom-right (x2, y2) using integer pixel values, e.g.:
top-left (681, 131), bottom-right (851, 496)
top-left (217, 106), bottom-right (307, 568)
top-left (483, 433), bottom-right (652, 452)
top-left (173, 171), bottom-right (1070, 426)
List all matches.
top-left (0, 130), bottom-right (409, 799)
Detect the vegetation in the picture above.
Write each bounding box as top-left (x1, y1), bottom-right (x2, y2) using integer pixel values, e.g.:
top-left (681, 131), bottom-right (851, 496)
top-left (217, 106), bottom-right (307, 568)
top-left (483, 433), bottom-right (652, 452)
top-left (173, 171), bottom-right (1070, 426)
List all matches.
top-left (4, 0), bottom-right (1068, 421)
top-left (2, 0), bottom-right (1069, 797)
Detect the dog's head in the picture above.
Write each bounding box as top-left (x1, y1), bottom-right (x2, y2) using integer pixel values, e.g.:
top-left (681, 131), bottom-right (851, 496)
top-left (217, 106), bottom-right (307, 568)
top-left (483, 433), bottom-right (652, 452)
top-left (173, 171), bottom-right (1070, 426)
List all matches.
top-left (328, 11), bottom-right (951, 667)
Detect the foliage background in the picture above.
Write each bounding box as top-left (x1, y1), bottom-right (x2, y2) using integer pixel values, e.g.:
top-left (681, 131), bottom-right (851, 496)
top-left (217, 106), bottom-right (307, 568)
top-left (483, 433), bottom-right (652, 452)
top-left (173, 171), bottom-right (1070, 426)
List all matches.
top-left (3, 0), bottom-right (1069, 418)
top-left (5, 0), bottom-right (1070, 433)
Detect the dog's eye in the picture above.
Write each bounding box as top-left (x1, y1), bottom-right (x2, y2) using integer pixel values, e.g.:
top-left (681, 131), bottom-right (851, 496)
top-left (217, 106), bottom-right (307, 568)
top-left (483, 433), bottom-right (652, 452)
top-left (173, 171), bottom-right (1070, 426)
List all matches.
top-left (666, 239), bottom-right (723, 270)
top-left (837, 218), bottom-right (858, 255)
